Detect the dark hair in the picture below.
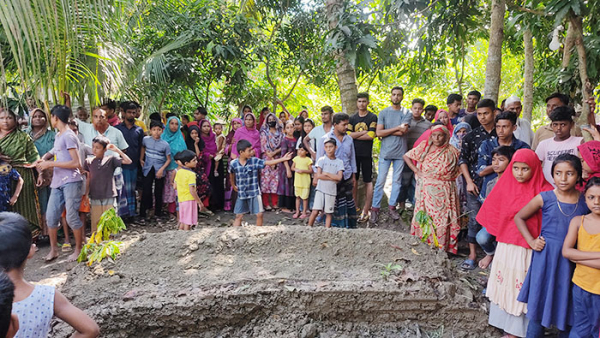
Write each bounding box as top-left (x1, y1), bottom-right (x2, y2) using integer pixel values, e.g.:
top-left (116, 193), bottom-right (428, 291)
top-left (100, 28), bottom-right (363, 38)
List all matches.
top-left (297, 143), bottom-right (307, 152)
top-left (213, 122), bottom-right (223, 128)
top-left (584, 176), bottom-right (600, 194)
top-left (236, 139), bottom-right (253, 153)
top-left (495, 111), bottom-right (517, 125)
top-left (150, 120), bottom-right (164, 129)
top-left (549, 106), bottom-right (576, 122)
top-left (467, 90), bottom-right (482, 99)
top-left (165, 112), bottom-right (176, 119)
top-left (324, 138), bottom-right (337, 147)
top-left (149, 112), bottom-right (162, 122)
top-left (545, 92), bottom-right (570, 106)
top-left (174, 149), bottom-right (196, 165)
top-left (412, 98), bottom-right (425, 106)
top-left (0, 212), bottom-right (32, 271)
top-left (321, 106), bottom-right (334, 115)
top-left (260, 107), bottom-right (269, 114)
top-left (294, 116), bottom-right (304, 124)
top-left (477, 98), bottom-right (496, 110)
top-left (181, 115), bottom-right (190, 122)
top-left (446, 93), bottom-right (463, 105)
top-left (101, 98), bottom-right (117, 111)
top-left (391, 86), bottom-right (404, 94)
top-left (196, 107), bottom-right (208, 115)
top-left (50, 105), bottom-right (72, 124)
top-left (491, 146), bottom-right (515, 162)
top-left (0, 271), bottom-right (14, 338)
top-left (424, 105), bottom-right (438, 112)
top-left (333, 113), bottom-right (350, 125)
top-left (357, 92), bottom-right (370, 101)
top-left (551, 153), bottom-right (582, 182)
top-left (494, 107), bottom-right (503, 114)
top-left (92, 135), bottom-right (110, 148)
top-left (77, 106), bottom-right (87, 113)
top-left (303, 118), bottom-right (315, 128)
top-left (431, 121), bottom-right (445, 128)
top-left (119, 101), bottom-right (137, 112)
top-left (301, 118), bottom-right (315, 140)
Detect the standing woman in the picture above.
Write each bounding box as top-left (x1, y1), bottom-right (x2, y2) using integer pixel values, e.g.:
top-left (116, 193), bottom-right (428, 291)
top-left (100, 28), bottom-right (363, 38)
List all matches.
top-left (200, 120), bottom-right (224, 210)
top-left (224, 118), bottom-right (242, 211)
top-left (0, 108), bottom-right (41, 235)
top-left (162, 116), bottom-right (188, 217)
top-left (186, 125), bottom-right (211, 210)
top-left (278, 120), bottom-right (297, 212)
top-left (231, 113), bottom-right (261, 160)
top-left (403, 124), bottom-right (461, 254)
top-left (260, 113), bottom-right (284, 210)
top-left (27, 108), bottom-right (55, 235)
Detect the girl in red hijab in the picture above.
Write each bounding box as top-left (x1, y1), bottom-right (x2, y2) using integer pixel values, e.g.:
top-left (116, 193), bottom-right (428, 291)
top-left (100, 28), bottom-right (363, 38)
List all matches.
top-left (476, 149), bottom-right (553, 338)
top-left (577, 140), bottom-right (600, 189)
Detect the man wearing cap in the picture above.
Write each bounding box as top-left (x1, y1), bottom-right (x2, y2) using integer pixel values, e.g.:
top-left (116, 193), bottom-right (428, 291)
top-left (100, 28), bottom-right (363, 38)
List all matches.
top-left (504, 95), bottom-right (534, 146)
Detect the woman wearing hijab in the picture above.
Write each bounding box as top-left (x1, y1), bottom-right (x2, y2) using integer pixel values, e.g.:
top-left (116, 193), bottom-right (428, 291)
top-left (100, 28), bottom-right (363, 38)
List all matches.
top-left (231, 113), bottom-right (261, 159)
top-left (260, 113), bottom-right (284, 210)
top-left (477, 149), bottom-right (553, 338)
top-left (224, 118), bottom-right (243, 211)
top-left (200, 119), bottom-right (224, 210)
top-left (162, 116), bottom-right (188, 216)
top-left (403, 124), bottom-right (461, 254)
top-left (449, 121), bottom-right (472, 228)
top-left (577, 140), bottom-right (600, 189)
top-left (187, 125), bottom-right (211, 210)
top-left (413, 109), bottom-right (455, 149)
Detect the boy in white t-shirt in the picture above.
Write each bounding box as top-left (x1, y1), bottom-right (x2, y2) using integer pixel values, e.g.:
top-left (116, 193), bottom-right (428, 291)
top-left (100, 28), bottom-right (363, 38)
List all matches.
top-left (536, 106), bottom-right (584, 186)
top-left (308, 138), bottom-right (344, 228)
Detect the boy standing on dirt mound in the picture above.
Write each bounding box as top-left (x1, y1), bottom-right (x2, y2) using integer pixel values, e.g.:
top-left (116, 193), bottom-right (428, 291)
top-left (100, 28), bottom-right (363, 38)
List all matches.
top-left (229, 139), bottom-right (292, 226)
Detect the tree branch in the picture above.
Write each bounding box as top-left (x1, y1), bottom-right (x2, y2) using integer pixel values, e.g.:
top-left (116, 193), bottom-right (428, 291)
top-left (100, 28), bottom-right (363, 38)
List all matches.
top-left (281, 70), bottom-right (304, 102)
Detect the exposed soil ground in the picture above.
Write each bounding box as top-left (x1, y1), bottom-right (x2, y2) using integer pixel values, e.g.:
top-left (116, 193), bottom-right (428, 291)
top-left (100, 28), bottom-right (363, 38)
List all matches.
top-left (25, 208), bottom-right (499, 338)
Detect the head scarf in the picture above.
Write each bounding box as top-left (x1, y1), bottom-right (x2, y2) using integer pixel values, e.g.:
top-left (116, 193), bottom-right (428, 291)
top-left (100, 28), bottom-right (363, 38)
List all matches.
top-left (476, 149), bottom-right (553, 248)
top-left (449, 122), bottom-right (472, 150)
top-left (162, 116), bottom-right (187, 170)
top-left (233, 113), bottom-right (261, 157)
top-left (186, 125), bottom-right (205, 151)
top-left (26, 108), bottom-right (50, 141)
top-left (419, 125), bottom-right (451, 161)
top-left (435, 109), bottom-right (454, 133)
top-left (260, 113), bottom-right (284, 152)
top-left (225, 118), bottom-right (243, 155)
top-left (200, 119), bottom-right (217, 156)
top-left (577, 141), bottom-right (600, 190)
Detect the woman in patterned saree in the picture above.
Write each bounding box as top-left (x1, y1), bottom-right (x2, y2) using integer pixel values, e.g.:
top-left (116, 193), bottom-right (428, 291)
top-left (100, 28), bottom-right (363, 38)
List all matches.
top-left (403, 123), bottom-right (461, 254)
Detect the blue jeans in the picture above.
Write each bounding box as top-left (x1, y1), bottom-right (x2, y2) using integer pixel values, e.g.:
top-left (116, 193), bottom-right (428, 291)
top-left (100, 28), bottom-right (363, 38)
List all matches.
top-left (527, 320), bottom-right (570, 338)
top-left (46, 181), bottom-right (84, 230)
top-left (476, 227), bottom-right (497, 255)
top-left (570, 284), bottom-right (600, 338)
top-left (466, 192), bottom-right (481, 243)
top-left (372, 158), bottom-right (404, 209)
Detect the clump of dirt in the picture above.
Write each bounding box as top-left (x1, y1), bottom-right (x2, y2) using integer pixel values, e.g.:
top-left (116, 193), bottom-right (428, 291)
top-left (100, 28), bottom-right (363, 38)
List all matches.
top-left (55, 225), bottom-right (497, 337)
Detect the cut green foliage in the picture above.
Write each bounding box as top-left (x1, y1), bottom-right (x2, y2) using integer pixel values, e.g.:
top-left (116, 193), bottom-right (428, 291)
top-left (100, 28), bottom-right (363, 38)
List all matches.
top-left (78, 208), bottom-right (126, 266)
top-left (415, 210), bottom-right (440, 248)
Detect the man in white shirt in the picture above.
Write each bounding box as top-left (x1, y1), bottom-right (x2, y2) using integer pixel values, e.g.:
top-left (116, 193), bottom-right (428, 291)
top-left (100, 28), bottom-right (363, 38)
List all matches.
top-left (504, 96), bottom-right (534, 146)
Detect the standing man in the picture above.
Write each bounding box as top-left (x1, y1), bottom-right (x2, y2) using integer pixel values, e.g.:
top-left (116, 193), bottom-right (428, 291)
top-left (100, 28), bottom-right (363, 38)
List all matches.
top-left (101, 99), bottom-right (120, 127)
top-left (188, 107), bottom-right (208, 128)
top-left (458, 99), bottom-right (497, 270)
top-left (348, 93), bottom-right (378, 222)
top-left (115, 101), bottom-right (145, 220)
top-left (462, 90), bottom-right (482, 129)
top-left (504, 96), bottom-right (534, 146)
top-left (304, 106), bottom-right (334, 158)
top-left (447, 94), bottom-right (464, 125)
top-left (532, 93), bottom-right (582, 150)
top-left (370, 86), bottom-right (412, 224)
top-left (133, 102), bottom-right (147, 133)
top-left (398, 98), bottom-right (432, 211)
top-left (316, 113), bottom-right (357, 228)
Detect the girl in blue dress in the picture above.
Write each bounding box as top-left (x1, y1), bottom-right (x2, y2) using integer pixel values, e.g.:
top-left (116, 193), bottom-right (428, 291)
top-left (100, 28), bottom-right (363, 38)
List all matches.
top-left (514, 153), bottom-right (588, 337)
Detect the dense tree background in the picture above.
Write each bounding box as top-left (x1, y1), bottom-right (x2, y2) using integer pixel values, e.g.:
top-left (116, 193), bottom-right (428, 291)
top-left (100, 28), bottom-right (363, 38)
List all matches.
top-left (1, 0), bottom-right (599, 130)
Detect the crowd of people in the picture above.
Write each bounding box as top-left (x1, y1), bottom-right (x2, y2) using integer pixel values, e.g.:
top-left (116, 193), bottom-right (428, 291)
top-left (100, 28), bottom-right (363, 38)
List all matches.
top-left (0, 86), bottom-right (600, 337)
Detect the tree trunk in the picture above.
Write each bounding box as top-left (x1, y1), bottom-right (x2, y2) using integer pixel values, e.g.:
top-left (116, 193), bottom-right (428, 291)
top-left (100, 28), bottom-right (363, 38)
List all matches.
top-left (483, 0), bottom-right (505, 104)
top-left (522, 29), bottom-right (534, 122)
top-left (326, 0), bottom-right (358, 115)
top-left (570, 15), bottom-right (594, 140)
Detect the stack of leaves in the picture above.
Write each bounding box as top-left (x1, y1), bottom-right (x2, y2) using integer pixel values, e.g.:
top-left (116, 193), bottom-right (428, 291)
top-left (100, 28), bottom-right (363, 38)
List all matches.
top-left (415, 210), bottom-right (440, 248)
top-left (78, 208), bottom-right (126, 266)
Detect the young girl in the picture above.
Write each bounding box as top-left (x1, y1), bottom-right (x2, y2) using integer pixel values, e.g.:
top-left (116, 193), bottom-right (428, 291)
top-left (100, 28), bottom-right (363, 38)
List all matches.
top-left (260, 113), bottom-right (283, 210)
top-left (174, 150), bottom-right (207, 230)
top-left (514, 154), bottom-right (588, 337)
top-left (213, 122), bottom-right (226, 177)
top-left (186, 125), bottom-right (212, 215)
top-left (297, 118), bottom-right (315, 155)
top-left (563, 176), bottom-right (600, 338)
top-left (278, 120), bottom-right (297, 213)
top-left (293, 116), bottom-right (304, 140)
top-left (292, 145), bottom-right (313, 219)
top-left (476, 149), bottom-right (553, 338)
top-left (201, 120), bottom-right (224, 210)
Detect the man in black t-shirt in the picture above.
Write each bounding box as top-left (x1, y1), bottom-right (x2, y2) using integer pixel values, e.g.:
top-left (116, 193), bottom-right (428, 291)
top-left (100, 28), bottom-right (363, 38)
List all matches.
top-left (348, 92), bottom-right (378, 223)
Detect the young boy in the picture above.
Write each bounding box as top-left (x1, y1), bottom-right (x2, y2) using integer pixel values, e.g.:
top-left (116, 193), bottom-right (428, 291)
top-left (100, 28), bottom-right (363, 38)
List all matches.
top-left (36, 105), bottom-right (84, 262)
top-left (0, 212), bottom-right (100, 337)
top-left (229, 140), bottom-right (292, 226)
top-left (476, 146), bottom-right (515, 269)
top-left (140, 120), bottom-right (171, 220)
top-left (308, 138), bottom-right (344, 228)
top-left (0, 157), bottom-right (23, 212)
top-left (174, 150), bottom-right (205, 231)
top-left (0, 271), bottom-right (18, 338)
top-left (536, 106), bottom-right (583, 186)
top-left (84, 135), bottom-right (132, 233)
top-left (291, 145), bottom-right (313, 219)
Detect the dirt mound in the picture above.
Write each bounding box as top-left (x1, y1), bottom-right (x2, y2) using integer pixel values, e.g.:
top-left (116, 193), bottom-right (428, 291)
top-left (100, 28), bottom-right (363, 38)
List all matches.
top-left (56, 225), bottom-right (497, 337)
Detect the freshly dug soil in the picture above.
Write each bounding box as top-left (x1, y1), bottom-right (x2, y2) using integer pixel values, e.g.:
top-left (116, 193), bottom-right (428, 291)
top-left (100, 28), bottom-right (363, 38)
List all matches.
top-left (55, 225), bottom-right (497, 337)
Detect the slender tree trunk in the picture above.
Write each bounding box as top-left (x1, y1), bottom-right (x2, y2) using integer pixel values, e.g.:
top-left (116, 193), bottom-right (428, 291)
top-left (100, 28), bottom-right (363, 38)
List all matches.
top-left (523, 29), bottom-right (534, 122)
top-left (326, 0), bottom-right (358, 115)
top-left (483, 0), bottom-right (505, 104)
top-left (570, 15), bottom-right (594, 139)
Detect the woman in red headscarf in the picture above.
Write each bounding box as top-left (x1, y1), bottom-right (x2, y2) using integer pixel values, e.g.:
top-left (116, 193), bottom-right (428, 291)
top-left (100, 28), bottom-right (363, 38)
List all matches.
top-left (577, 140), bottom-right (600, 190)
top-left (412, 109), bottom-right (454, 149)
top-left (477, 149), bottom-right (553, 338)
top-left (403, 124), bottom-right (461, 254)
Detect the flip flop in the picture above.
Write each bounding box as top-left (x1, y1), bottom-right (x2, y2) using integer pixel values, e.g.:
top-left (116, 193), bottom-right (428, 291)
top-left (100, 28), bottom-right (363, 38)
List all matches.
top-left (292, 214), bottom-right (299, 219)
top-left (299, 214), bottom-right (308, 219)
top-left (460, 259), bottom-right (476, 270)
top-left (61, 243), bottom-right (72, 252)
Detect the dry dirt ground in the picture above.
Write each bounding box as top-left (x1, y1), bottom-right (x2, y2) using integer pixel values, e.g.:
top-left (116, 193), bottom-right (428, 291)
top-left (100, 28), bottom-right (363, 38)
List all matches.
top-left (27, 210), bottom-right (499, 338)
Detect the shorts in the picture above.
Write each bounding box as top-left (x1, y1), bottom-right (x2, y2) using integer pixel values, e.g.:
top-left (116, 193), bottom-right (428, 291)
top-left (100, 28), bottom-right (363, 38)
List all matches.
top-left (61, 194), bottom-right (90, 217)
top-left (47, 182), bottom-right (84, 230)
top-left (313, 190), bottom-right (336, 214)
top-left (179, 200), bottom-right (198, 226)
top-left (295, 186), bottom-right (310, 200)
top-left (355, 156), bottom-right (373, 183)
top-left (234, 196), bottom-right (264, 215)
